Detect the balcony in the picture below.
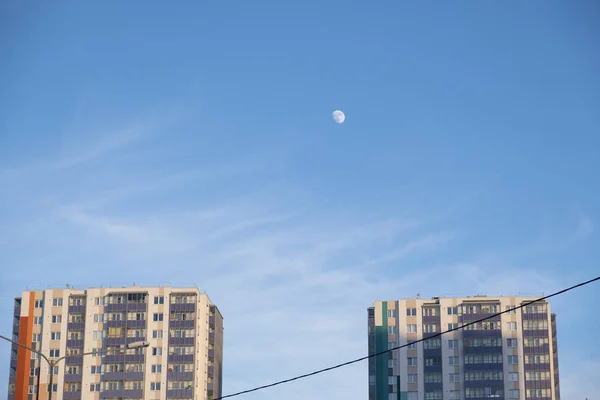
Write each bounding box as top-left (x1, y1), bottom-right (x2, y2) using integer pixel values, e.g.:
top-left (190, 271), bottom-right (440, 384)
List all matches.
top-left (127, 303), bottom-right (147, 312)
top-left (167, 371), bottom-right (194, 381)
top-left (524, 363), bottom-right (551, 370)
top-left (523, 329), bottom-right (549, 338)
top-left (66, 339), bottom-right (84, 348)
top-left (525, 379), bottom-right (552, 389)
top-left (424, 364), bottom-right (442, 373)
top-left (462, 329), bottom-right (501, 338)
top-left (64, 374), bottom-right (82, 382)
top-left (103, 371), bottom-right (144, 381)
top-left (68, 305), bottom-right (86, 314)
top-left (65, 356), bottom-right (84, 365)
top-left (169, 337), bottom-right (195, 346)
top-left (464, 380), bottom-right (504, 388)
top-left (522, 313), bottom-right (548, 320)
top-left (461, 313), bottom-right (500, 323)
top-left (67, 322), bottom-right (85, 331)
top-left (209, 331), bottom-right (215, 342)
top-left (63, 391), bottom-right (81, 399)
top-left (523, 344), bottom-right (550, 354)
top-left (464, 363), bottom-right (504, 371)
top-left (101, 389), bottom-right (143, 398)
top-left (463, 346), bottom-right (503, 354)
top-left (167, 354), bottom-right (195, 363)
top-left (104, 354), bottom-right (145, 364)
top-left (422, 316), bottom-right (440, 324)
top-left (166, 389), bottom-right (193, 398)
top-left (423, 348), bottom-right (442, 357)
top-left (169, 303), bottom-right (196, 312)
top-left (105, 303), bottom-right (127, 312)
top-left (169, 320), bottom-right (195, 329)
top-left (423, 382), bottom-right (442, 391)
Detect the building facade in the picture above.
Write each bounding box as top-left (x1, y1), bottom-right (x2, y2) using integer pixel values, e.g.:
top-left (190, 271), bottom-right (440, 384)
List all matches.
top-left (368, 296), bottom-right (560, 400)
top-left (6, 286), bottom-right (223, 400)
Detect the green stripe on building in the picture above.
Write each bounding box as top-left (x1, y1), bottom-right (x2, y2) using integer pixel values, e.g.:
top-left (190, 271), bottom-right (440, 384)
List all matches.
top-left (375, 302), bottom-right (388, 400)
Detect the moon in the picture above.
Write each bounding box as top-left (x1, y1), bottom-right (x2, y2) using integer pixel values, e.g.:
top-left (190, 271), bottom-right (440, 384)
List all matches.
top-left (332, 110), bottom-right (345, 124)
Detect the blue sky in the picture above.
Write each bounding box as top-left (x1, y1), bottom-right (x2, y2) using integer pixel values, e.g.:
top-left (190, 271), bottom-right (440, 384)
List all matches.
top-left (1, 1), bottom-right (599, 399)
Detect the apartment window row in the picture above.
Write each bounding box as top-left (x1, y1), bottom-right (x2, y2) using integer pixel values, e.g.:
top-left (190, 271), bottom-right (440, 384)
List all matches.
top-left (170, 364), bottom-right (194, 373)
top-left (523, 303), bottom-right (548, 314)
top-left (69, 297), bottom-right (85, 306)
top-left (423, 324), bottom-right (438, 333)
top-left (527, 389), bottom-right (552, 398)
top-left (464, 353), bottom-right (503, 364)
top-left (466, 388), bottom-right (503, 398)
top-left (169, 381), bottom-right (193, 390)
top-left (462, 304), bottom-right (499, 314)
top-left (171, 295), bottom-right (196, 304)
top-left (424, 391), bottom-right (442, 400)
top-left (171, 311), bottom-right (195, 321)
top-left (526, 371), bottom-right (551, 381)
top-left (64, 383), bottom-right (81, 392)
top-left (423, 338), bottom-right (440, 349)
top-left (464, 321), bottom-right (501, 331)
top-left (523, 320), bottom-right (548, 330)
top-left (171, 328), bottom-right (195, 338)
top-left (464, 337), bottom-right (502, 347)
top-left (422, 308), bottom-right (438, 317)
top-left (424, 372), bottom-right (442, 383)
top-left (525, 355), bottom-right (550, 364)
top-left (169, 346), bottom-right (194, 355)
top-left (524, 337), bottom-right (549, 347)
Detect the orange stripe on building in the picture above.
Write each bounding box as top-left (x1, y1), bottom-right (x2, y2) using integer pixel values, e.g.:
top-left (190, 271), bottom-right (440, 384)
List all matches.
top-left (14, 292), bottom-right (35, 400)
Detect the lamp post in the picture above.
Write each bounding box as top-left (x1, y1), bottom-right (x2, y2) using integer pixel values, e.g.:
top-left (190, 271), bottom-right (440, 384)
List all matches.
top-left (0, 335), bottom-right (149, 400)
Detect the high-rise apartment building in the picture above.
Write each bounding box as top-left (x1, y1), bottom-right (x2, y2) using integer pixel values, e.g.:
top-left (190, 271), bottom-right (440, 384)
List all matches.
top-left (6, 286), bottom-right (223, 400)
top-left (367, 296), bottom-right (559, 400)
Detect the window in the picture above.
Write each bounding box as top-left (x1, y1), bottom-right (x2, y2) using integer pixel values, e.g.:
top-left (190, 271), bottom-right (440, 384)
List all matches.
top-left (388, 326), bottom-right (397, 334)
top-left (152, 347), bottom-right (163, 356)
top-left (423, 308), bottom-right (437, 316)
top-left (408, 374), bottom-right (418, 383)
top-left (51, 315), bottom-right (62, 324)
top-left (407, 393), bottom-right (418, 400)
top-left (369, 375), bottom-right (375, 385)
top-left (505, 305), bottom-right (516, 314)
top-left (152, 364), bottom-right (162, 373)
top-left (90, 383), bottom-right (101, 392)
top-left (93, 314), bottom-right (104, 323)
top-left (507, 355), bottom-right (518, 364)
top-left (150, 382), bottom-right (161, 391)
top-left (507, 338), bottom-right (518, 347)
top-left (423, 324), bottom-right (437, 333)
top-left (153, 313), bottom-right (164, 322)
top-left (407, 357), bottom-right (417, 366)
top-left (53, 366), bottom-right (59, 375)
top-left (34, 317), bottom-right (42, 325)
top-left (30, 368), bottom-right (39, 376)
top-left (506, 322), bottom-right (517, 331)
top-left (154, 296), bottom-right (165, 304)
top-left (47, 384), bottom-right (58, 393)
top-left (91, 365), bottom-right (102, 374)
top-left (153, 330), bottom-right (164, 339)
top-left (448, 339), bottom-right (459, 349)
top-left (407, 342), bottom-right (417, 349)
top-left (406, 308), bottom-right (417, 316)
top-left (94, 297), bottom-right (104, 306)
top-left (425, 391), bottom-right (442, 400)
top-left (34, 300), bottom-right (43, 308)
top-left (449, 373), bottom-right (460, 382)
top-left (50, 332), bottom-right (61, 341)
top-left (32, 333), bottom-right (41, 342)
top-left (92, 331), bottom-right (104, 340)
top-left (449, 356), bottom-right (459, 365)
top-left (52, 298), bottom-right (63, 307)
top-left (49, 349), bottom-right (60, 358)
top-left (387, 309), bottom-right (397, 318)
top-left (29, 385), bottom-right (37, 394)
top-left (508, 372), bottom-right (519, 382)
top-left (449, 390), bottom-right (460, 399)
top-left (448, 323), bottom-right (458, 330)
top-left (508, 389), bottom-right (520, 399)
top-left (447, 307), bottom-right (458, 315)
top-left (407, 324), bottom-right (417, 333)
top-left (423, 338), bottom-right (440, 349)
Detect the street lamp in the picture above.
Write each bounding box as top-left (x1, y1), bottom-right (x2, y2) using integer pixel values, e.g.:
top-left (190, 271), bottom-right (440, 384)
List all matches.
top-left (0, 335), bottom-right (149, 400)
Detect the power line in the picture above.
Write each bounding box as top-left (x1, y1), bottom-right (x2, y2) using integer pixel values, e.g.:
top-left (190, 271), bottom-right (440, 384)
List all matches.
top-left (214, 275), bottom-right (600, 400)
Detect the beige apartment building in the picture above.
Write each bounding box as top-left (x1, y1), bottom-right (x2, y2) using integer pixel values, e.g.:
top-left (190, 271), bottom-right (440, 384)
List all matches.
top-left (6, 286), bottom-right (223, 400)
top-left (368, 296), bottom-right (559, 400)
